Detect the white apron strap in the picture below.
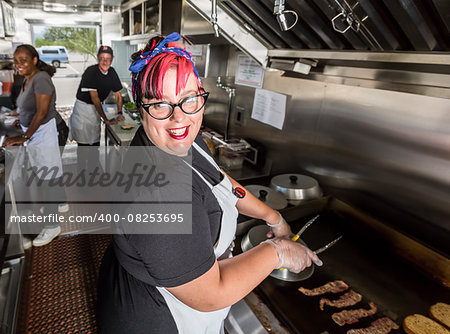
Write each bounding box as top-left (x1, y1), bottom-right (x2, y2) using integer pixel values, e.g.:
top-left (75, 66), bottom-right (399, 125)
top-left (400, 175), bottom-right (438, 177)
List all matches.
top-left (182, 159), bottom-right (213, 190)
top-left (192, 142), bottom-right (221, 172)
top-left (156, 140), bottom-right (238, 334)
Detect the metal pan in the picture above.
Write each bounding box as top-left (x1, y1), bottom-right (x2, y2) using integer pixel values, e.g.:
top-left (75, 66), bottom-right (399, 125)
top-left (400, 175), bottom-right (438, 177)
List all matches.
top-left (241, 225), bottom-right (314, 282)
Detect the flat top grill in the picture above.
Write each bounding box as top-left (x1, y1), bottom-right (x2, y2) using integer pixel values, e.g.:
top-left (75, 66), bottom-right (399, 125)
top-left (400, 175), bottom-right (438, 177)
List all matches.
top-left (243, 210), bottom-right (450, 334)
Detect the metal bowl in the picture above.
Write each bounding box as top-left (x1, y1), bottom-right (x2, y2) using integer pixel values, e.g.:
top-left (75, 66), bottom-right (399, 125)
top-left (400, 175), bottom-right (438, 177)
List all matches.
top-left (270, 174), bottom-right (322, 205)
top-left (241, 225), bottom-right (314, 282)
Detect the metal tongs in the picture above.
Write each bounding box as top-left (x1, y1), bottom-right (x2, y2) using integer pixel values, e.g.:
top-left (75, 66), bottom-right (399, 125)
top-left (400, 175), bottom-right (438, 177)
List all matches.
top-left (291, 214), bottom-right (343, 255)
top-left (279, 214), bottom-right (342, 270)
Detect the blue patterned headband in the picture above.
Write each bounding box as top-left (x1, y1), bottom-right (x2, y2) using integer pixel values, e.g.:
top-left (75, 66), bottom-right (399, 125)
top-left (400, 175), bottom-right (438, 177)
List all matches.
top-left (129, 32), bottom-right (200, 103)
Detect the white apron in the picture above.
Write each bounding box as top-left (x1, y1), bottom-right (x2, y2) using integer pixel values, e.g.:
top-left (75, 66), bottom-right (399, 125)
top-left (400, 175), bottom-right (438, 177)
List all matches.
top-left (156, 142), bottom-right (239, 334)
top-left (21, 118), bottom-right (63, 180)
top-left (68, 99), bottom-right (101, 144)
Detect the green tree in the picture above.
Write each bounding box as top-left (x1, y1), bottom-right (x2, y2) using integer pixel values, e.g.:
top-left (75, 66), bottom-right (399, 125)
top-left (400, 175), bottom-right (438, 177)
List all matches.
top-left (35, 27), bottom-right (97, 58)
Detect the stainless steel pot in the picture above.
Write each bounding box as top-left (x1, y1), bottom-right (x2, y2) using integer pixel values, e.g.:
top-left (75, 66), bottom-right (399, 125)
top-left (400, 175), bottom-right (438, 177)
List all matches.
top-left (245, 185), bottom-right (288, 210)
top-left (270, 174), bottom-right (322, 205)
top-left (241, 225), bottom-right (314, 282)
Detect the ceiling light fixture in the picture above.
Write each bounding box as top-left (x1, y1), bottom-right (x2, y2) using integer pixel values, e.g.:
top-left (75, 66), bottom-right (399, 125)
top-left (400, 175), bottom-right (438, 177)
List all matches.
top-left (43, 2), bottom-right (77, 13)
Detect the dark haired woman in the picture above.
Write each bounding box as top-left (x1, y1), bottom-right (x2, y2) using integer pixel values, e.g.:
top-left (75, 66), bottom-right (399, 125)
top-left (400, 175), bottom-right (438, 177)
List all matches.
top-left (97, 33), bottom-right (322, 333)
top-left (3, 44), bottom-right (63, 247)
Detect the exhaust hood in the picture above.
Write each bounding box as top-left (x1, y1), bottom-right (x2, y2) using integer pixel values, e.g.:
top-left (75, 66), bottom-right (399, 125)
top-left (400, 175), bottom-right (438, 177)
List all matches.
top-left (184, 0), bottom-right (450, 98)
top-left (218, 0), bottom-right (450, 52)
top-left (184, 0), bottom-right (450, 66)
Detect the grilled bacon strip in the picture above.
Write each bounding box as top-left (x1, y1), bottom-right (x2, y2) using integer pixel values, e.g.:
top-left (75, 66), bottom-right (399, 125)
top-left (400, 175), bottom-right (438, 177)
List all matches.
top-left (346, 317), bottom-right (399, 334)
top-left (298, 280), bottom-right (349, 296)
top-left (320, 290), bottom-right (362, 310)
top-left (332, 302), bottom-right (378, 326)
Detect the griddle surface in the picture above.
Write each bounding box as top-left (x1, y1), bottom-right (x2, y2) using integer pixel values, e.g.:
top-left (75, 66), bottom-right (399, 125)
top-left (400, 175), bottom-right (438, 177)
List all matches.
top-left (253, 210), bottom-right (450, 334)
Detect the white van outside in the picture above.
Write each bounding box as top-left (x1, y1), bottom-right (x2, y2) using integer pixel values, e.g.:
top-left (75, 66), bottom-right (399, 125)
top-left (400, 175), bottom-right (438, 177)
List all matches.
top-left (36, 46), bottom-right (70, 68)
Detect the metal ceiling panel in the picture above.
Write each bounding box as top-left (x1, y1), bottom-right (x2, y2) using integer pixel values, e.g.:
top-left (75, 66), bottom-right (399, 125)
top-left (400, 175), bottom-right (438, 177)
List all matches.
top-left (356, 0), bottom-right (401, 50)
top-left (288, 0), bottom-right (345, 49)
top-left (312, 0), bottom-right (373, 50)
top-left (222, 1), bottom-right (286, 48)
top-left (10, 0), bottom-right (450, 53)
top-left (423, 0), bottom-right (450, 50)
top-left (215, 0), bottom-right (450, 53)
top-left (431, 0), bottom-right (450, 34)
top-left (259, 0), bottom-right (323, 49)
top-left (381, 0), bottom-right (438, 51)
top-left (238, 0), bottom-right (305, 49)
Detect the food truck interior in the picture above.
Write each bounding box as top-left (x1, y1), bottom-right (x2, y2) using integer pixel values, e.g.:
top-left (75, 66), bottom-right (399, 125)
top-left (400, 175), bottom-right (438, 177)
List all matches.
top-left (0, 0), bottom-right (449, 333)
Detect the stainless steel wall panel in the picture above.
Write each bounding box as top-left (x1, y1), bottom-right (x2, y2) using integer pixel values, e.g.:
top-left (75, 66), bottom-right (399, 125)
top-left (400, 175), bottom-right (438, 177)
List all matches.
top-left (307, 66), bottom-right (450, 99)
top-left (321, 66), bottom-right (450, 87)
top-left (202, 53), bottom-right (450, 254)
top-left (268, 49), bottom-right (450, 67)
top-left (181, 0), bottom-right (214, 36)
top-left (185, 0), bottom-right (450, 253)
top-left (185, 0), bottom-right (268, 65)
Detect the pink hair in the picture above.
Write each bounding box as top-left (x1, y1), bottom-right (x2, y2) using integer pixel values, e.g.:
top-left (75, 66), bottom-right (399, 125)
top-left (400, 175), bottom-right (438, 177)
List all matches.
top-left (139, 42), bottom-right (202, 101)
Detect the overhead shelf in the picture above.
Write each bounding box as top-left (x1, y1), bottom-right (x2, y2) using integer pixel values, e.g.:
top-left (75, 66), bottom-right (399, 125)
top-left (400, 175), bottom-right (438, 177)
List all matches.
top-left (268, 50), bottom-right (450, 66)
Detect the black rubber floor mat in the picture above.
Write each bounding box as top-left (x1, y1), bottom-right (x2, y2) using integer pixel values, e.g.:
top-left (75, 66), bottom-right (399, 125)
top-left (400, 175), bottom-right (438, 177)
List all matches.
top-left (17, 234), bottom-right (111, 333)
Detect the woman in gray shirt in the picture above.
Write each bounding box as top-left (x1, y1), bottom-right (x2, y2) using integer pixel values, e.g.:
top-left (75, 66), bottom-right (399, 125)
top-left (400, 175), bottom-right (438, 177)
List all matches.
top-left (3, 44), bottom-right (63, 247)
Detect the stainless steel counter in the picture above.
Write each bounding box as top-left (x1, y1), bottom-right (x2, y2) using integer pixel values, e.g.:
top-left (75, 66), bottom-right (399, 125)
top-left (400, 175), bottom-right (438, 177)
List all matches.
top-left (0, 217), bottom-right (24, 334)
top-left (103, 105), bottom-right (140, 147)
top-left (0, 256), bottom-right (24, 334)
top-left (222, 159), bottom-right (272, 182)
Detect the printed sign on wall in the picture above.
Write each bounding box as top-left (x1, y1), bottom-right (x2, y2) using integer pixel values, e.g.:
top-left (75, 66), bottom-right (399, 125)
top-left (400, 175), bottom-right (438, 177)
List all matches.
top-left (0, 3), bottom-right (5, 38)
top-left (2, 1), bottom-right (15, 37)
top-left (251, 88), bottom-right (287, 130)
top-left (235, 55), bottom-right (264, 88)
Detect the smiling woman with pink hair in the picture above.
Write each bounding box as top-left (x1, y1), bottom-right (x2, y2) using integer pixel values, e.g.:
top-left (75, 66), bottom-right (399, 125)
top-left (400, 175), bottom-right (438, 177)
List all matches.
top-left (96, 33), bottom-right (322, 334)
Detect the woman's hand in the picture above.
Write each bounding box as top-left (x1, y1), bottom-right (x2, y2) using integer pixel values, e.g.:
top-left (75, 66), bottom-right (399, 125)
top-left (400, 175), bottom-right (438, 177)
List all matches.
top-left (266, 211), bottom-right (292, 239)
top-left (116, 114), bottom-right (125, 122)
top-left (3, 136), bottom-right (27, 147)
top-left (13, 119), bottom-right (21, 128)
top-left (8, 109), bottom-right (18, 116)
top-left (105, 118), bottom-right (118, 125)
top-left (263, 237), bottom-right (322, 273)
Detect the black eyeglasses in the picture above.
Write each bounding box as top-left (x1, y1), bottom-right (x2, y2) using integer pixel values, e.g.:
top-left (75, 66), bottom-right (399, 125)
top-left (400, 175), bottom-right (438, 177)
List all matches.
top-left (141, 91), bottom-right (210, 120)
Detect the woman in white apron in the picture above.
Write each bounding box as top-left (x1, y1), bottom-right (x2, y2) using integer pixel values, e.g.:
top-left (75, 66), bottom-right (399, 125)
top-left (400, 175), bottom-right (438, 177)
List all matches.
top-left (97, 33), bottom-right (322, 334)
top-left (68, 45), bottom-right (123, 173)
top-left (3, 44), bottom-right (64, 247)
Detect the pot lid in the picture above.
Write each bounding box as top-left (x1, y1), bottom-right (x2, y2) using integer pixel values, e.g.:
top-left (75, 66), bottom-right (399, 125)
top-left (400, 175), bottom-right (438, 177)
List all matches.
top-left (270, 174), bottom-right (322, 200)
top-left (246, 185), bottom-right (288, 210)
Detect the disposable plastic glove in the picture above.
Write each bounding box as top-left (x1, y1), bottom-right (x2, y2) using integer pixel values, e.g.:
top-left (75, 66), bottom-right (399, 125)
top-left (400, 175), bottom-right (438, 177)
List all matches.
top-left (266, 211), bottom-right (292, 239)
top-left (262, 237), bottom-right (323, 273)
